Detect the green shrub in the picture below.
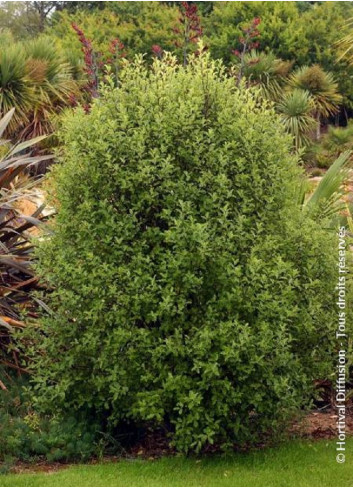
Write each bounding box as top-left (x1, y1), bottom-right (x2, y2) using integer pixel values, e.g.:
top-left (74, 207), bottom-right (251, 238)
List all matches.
top-left (0, 413), bottom-right (99, 464)
top-left (310, 168), bottom-right (324, 177)
top-left (0, 378), bottom-right (101, 466)
top-left (28, 53), bottom-right (340, 453)
top-left (306, 123), bottom-right (353, 168)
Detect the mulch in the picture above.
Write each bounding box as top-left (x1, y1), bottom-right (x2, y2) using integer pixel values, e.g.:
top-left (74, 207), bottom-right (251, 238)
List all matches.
top-left (289, 407), bottom-right (353, 440)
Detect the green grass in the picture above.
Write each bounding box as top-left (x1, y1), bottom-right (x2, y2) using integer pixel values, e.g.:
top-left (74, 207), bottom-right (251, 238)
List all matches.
top-left (1, 439), bottom-right (352, 487)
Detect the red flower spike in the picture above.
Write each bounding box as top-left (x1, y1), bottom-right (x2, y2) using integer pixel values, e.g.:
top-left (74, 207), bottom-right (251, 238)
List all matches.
top-left (152, 44), bottom-right (164, 58)
top-left (174, 1), bottom-right (203, 64)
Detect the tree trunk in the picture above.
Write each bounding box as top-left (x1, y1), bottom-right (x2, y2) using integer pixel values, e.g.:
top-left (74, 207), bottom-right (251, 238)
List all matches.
top-left (316, 113), bottom-right (321, 140)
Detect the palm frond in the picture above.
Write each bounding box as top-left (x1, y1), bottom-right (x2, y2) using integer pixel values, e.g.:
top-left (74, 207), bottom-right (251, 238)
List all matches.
top-left (304, 150), bottom-right (352, 221)
top-left (336, 17), bottom-right (353, 64)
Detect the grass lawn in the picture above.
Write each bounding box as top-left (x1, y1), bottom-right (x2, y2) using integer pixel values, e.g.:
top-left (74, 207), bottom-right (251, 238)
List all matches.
top-left (1, 439), bottom-right (352, 487)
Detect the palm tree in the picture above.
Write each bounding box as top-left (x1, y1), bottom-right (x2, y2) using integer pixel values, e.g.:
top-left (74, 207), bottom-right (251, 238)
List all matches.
top-left (276, 89), bottom-right (317, 151)
top-left (288, 65), bottom-right (342, 139)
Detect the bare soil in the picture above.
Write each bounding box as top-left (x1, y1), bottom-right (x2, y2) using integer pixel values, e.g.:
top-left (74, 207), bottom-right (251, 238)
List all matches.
top-left (290, 408), bottom-right (353, 440)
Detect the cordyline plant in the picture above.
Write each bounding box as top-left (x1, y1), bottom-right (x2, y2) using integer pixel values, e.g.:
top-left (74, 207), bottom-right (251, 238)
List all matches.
top-left (288, 65), bottom-right (342, 139)
top-left (173, 1), bottom-right (203, 66)
top-left (0, 38), bottom-right (77, 140)
top-left (238, 50), bottom-right (292, 103)
top-left (0, 108), bottom-right (50, 389)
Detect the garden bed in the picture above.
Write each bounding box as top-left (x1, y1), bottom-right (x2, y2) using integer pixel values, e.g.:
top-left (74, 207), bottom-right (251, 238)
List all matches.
top-left (2, 438), bottom-right (353, 487)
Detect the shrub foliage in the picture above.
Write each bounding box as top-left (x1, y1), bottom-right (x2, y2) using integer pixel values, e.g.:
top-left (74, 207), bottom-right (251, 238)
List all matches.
top-left (0, 379), bottom-right (100, 466)
top-left (29, 54), bottom-right (339, 452)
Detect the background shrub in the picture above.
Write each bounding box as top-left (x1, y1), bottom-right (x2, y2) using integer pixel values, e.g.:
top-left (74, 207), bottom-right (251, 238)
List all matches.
top-left (28, 53), bottom-right (341, 453)
top-left (306, 123), bottom-right (353, 169)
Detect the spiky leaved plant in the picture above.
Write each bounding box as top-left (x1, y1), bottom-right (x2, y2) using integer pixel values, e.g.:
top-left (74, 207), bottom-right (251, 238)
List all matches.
top-left (22, 37), bottom-right (78, 139)
top-left (336, 18), bottom-right (353, 65)
top-left (288, 65), bottom-right (342, 139)
top-left (299, 150), bottom-right (352, 223)
top-left (276, 89), bottom-right (316, 151)
top-left (0, 44), bottom-right (34, 135)
top-left (239, 50), bottom-right (292, 102)
top-left (0, 109), bottom-right (51, 388)
top-left (0, 36), bottom-right (78, 139)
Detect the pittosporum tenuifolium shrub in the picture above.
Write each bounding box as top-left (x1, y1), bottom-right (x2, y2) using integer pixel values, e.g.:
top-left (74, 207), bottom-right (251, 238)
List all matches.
top-left (29, 53), bottom-right (340, 453)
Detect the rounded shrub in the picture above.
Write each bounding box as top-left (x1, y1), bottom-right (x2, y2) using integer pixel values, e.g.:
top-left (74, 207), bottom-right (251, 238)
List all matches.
top-left (30, 53), bottom-right (339, 453)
